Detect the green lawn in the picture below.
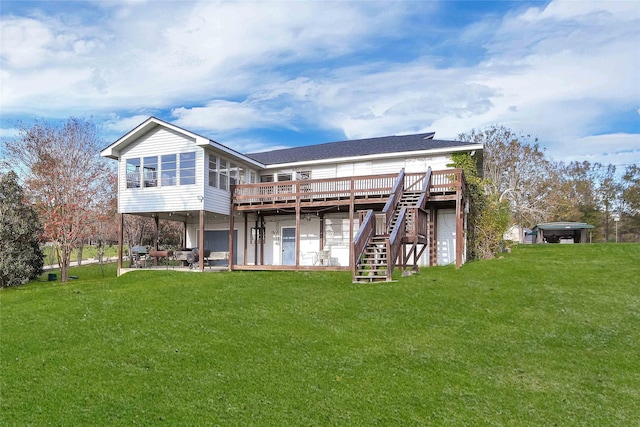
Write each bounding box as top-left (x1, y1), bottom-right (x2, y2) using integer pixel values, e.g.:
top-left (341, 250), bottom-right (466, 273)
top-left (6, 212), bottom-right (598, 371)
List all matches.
top-left (41, 244), bottom-right (121, 265)
top-left (1, 244), bottom-right (638, 426)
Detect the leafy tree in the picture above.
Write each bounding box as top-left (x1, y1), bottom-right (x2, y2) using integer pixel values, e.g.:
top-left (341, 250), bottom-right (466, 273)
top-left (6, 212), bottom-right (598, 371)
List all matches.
top-left (0, 171), bottom-right (44, 287)
top-left (450, 153), bottom-right (510, 260)
top-left (594, 164), bottom-right (621, 241)
top-left (1, 118), bottom-right (111, 282)
top-left (620, 164), bottom-right (640, 241)
top-left (548, 161), bottom-right (600, 225)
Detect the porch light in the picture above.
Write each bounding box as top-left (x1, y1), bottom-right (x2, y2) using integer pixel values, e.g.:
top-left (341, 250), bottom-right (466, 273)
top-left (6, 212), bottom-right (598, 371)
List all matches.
top-left (197, 195), bottom-right (204, 202)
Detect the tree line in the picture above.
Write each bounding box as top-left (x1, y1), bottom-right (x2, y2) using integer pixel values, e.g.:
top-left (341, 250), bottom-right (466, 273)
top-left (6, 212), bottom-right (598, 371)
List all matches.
top-left (1, 118), bottom-right (182, 285)
top-left (1, 119), bottom-right (638, 285)
top-left (456, 125), bottom-right (639, 259)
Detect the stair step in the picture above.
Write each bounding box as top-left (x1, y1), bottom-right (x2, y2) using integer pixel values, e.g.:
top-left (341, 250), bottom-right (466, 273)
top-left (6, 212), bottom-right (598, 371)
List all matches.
top-left (353, 276), bottom-right (389, 282)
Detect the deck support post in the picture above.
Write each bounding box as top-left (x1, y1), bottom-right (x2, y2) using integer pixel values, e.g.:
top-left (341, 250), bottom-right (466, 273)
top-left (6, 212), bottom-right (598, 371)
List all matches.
top-left (183, 220), bottom-right (187, 249)
top-left (118, 213), bottom-right (123, 275)
top-left (349, 178), bottom-right (355, 269)
top-left (229, 209), bottom-right (235, 272)
top-left (243, 212), bottom-right (248, 267)
top-left (199, 209), bottom-right (205, 271)
top-left (319, 213), bottom-right (324, 251)
top-left (254, 217), bottom-right (259, 266)
top-left (455, 192), bottom-right (464, 269)
top-left (260, 215), bottom-right (265, 265)
top-left (154, 214), bottom-right (159, 267)
top-left (429, 207), bottom-right (437, 267)
top-left (295, 187), bottom-right (301, 267)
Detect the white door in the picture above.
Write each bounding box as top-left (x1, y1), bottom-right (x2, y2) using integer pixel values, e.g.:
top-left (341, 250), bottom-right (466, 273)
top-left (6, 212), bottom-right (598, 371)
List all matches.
top-left (281, 227), bottom-right (296, 265)
top-left (437, 210), bottom-right (456, 266)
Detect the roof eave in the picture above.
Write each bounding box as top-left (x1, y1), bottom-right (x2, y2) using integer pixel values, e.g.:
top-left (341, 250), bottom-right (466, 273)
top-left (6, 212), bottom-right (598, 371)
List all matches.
top-left (99, 117), bottom-right (209, 160)
top-left (261, 143), bottom-right (483, 169)
top-left (199, 140), bottom-right (266, 169)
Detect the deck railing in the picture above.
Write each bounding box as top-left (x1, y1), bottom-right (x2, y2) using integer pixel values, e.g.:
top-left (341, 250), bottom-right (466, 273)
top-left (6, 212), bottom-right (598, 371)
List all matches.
top-left (233, 169), bottom-right (465, 207)
top-left (429, 169), bottom-right (464, 195)
top-left (233, 173), bottom-right (398, 206)
top-left (387, 207), bottom-right (407, 280)
top-left (352, 209), bottom-right (375, 281)
top-left (380, 169), bottom-right (405, 234)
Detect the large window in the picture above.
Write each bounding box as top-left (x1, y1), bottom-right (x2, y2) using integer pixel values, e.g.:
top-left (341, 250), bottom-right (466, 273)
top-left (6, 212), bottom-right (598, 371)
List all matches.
top-left (277, 173), bottom-right (292, 182)
top-left (161, 154), bottom-right (176, 186)
top-left (180, 152), bottom-right (196, 185)
top-left (219, 159), bottom-right (229, 191)
top-left (126, 158), bottom-right (141, 188)
top-left (230, 162), bottom-right (239, 185)
top-left (208, 155), bottom-right (218, 187)
top-left (143, 156), bottom-right (158, 188)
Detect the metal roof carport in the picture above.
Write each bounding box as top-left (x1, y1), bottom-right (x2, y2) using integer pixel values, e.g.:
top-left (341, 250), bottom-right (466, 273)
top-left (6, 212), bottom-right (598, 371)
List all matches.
top-left (532, 222), bottom-right (595, 244)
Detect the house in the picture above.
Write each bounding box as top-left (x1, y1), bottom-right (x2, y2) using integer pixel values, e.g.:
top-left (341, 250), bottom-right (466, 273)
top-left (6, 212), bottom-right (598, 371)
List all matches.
top-left (100, 117), bottom-right (482, 282)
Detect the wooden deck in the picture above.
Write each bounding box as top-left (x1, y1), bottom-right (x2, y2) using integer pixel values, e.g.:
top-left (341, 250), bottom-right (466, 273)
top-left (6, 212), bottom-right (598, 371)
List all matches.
top-left (232, 170), bottom-right (464, 210)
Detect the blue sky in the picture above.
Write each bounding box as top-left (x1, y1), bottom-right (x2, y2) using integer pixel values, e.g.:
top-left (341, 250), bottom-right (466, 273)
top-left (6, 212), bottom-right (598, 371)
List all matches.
top-left (1, 0), bottom-right (639, 167)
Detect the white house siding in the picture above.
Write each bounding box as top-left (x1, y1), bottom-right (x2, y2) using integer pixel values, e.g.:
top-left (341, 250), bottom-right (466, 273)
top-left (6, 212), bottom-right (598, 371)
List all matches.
top-left (371, 158), bottom-right (405, 175)
top-left (274, 154), bottom-right (455, 183)
top-left (311, 165), bottom-right (338, 179)
top-left (203, 187), bottom-right (231, 215)
top-left (118, 127), bottom-right (205, 214)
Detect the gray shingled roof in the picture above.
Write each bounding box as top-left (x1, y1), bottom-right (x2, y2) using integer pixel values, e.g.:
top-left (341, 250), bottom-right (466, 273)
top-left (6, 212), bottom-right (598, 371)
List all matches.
top-left (245, 132), bottom-right (476, 165)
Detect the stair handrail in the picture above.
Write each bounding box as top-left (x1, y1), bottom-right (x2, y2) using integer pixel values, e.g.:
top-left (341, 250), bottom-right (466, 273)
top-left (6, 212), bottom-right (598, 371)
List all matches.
top-left (381, 168), bottom-right (405, 233)
top-left (416, 166), bottom-right (432, 210)
top-left (352, 209), bottom-right (375, 281)
top-left (387, 206), bottom-right (407, 280)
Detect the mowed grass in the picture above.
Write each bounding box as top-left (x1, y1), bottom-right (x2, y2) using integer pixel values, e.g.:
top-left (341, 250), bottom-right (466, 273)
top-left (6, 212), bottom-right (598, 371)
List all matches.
top-left (1, 244), bottom-right (638, 426)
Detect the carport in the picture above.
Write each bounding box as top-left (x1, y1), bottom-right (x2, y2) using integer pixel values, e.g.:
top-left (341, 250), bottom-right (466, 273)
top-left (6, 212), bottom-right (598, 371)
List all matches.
top-left (532, 222), bottom-right (595, 244)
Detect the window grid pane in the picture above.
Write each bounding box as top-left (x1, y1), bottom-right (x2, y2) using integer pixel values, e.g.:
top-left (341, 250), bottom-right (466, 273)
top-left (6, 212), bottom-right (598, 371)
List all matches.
top-left (180, 152), bottom-right (196, 185)
top-left (143, 156), bottom-right (158, 188)
top-left (161, 154), bottom-right (176, 186)
top-left (126, 158), bottom-right (141, 188)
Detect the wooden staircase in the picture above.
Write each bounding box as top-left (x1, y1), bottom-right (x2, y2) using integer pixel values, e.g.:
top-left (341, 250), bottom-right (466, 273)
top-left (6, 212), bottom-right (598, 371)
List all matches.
top-left (352, 169), bottom-right (430, 283)
top-left (354, 236), bottom-right (389, 283)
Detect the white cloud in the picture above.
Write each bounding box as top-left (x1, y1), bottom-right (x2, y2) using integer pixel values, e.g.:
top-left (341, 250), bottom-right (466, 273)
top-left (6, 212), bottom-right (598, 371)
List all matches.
top-left (171, 100), bottom-right (293, 133)
top-left (103, 114), bottom-right (153, 135)
top-left (0, 0), bottom-right (638, 166)
top-left (548, 133), bottom-right (640, 166)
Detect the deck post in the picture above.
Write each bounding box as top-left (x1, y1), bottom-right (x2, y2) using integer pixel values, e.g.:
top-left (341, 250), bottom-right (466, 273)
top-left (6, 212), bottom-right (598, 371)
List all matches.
top-left (243, 212), bottom-right (248, 267)
top-left (319, 213), bottom-right (324, 251)
top-left (429, 207), bottom-right (437, 266)
top-left (229, 208), bottom-right (235, 272)
top-left (260, 215), bottom-right (265, 265)
top-left (154, 214), bottom-right (159, 267)
top-left (199, 209), bottom-right (205, 271)
top-left (295, 183), bottom-right (301, 267)
top-left (254, 217), bottom-right (259, 266)
top-left (118, 213), bottom-right (123, 274)
top-left (349, 178), bottom-right (355, 269)
top-left (183, 220), bottom-right (187, 249)
top-left (455, 192), bottom-right (464, 269)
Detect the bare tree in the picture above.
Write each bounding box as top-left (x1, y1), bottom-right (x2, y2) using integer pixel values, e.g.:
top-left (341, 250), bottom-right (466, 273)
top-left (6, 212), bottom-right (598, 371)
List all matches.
top-left (2, 118), bottom-right (112, 282)
top-left (460, 125), bottom-right (555, 227)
